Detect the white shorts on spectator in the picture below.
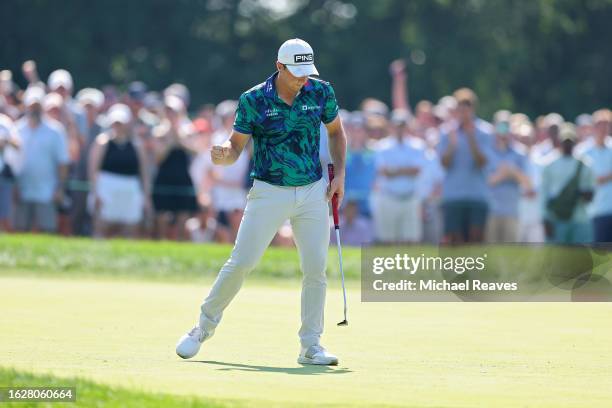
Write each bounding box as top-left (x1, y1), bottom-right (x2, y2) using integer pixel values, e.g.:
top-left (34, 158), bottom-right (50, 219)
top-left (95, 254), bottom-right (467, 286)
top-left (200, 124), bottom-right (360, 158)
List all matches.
top-left (372, 192), bottom-right (422, 243)
top-left (485, 216), bottom-right (519, 243)
top-left (91, 171), bottom-right (143, 225)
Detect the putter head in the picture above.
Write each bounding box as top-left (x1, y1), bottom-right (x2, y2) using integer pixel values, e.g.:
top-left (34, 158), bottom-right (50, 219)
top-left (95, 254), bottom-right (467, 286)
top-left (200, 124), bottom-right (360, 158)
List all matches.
top-left (337, 320), bottom-right (348, 326)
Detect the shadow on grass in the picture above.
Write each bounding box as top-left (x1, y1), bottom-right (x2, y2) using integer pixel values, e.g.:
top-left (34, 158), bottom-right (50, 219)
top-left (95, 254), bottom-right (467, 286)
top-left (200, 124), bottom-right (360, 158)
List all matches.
top-left (187, 360), bottom-right (352, 375)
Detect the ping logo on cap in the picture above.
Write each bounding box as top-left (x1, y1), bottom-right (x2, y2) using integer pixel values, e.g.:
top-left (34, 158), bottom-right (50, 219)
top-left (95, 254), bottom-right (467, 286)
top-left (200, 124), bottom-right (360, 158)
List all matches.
top-left (294, 53), bottom-right (313, 63)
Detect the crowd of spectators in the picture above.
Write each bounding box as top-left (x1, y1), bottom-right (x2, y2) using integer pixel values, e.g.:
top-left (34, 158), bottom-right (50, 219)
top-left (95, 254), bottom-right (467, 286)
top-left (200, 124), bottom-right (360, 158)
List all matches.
top-left (0, 60), bottom-right (611, 246)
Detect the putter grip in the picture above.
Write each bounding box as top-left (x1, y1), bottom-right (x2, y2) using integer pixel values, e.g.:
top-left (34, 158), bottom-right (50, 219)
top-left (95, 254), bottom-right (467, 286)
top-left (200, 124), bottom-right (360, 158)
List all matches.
top-left (327, 164), bottom-right (340, 228)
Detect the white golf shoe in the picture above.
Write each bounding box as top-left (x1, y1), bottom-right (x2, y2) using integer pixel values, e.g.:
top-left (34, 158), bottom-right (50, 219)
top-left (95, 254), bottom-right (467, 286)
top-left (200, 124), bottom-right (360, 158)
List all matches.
top-left (297, 344), bottom-right (339, 365)
top-left (176, 326), bottom-right (210, 359)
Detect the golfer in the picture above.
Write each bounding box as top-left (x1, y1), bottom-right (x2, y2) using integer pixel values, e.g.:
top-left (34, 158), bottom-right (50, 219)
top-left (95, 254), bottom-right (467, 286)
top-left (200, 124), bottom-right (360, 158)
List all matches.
top-left (176, 38), bottom-right (347, 365)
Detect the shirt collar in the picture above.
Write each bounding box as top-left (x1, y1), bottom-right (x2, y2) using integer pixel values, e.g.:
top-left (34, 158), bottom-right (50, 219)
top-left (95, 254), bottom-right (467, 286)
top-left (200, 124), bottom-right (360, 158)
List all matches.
top-left (264, 71), bottom-right (314, 99)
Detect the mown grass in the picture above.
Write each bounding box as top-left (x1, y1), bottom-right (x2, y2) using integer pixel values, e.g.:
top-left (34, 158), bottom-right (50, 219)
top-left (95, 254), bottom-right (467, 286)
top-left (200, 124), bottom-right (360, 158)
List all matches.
top-left (0, 367), bottom-right (237, 407)
top-left (0, 234), bottom-right (361, 282)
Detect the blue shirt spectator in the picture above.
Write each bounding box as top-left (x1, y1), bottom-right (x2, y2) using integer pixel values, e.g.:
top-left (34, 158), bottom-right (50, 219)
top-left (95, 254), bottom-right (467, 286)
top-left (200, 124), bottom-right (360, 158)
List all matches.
top-left (436, 118), bottom-right (493, 202)
top-left (375, 137), bottom-right (426, 196)
top-left (583, 144), bottom-right (612, 218)
top-left (345, 149), bottom-right (376, 215)
top-left (16, 117), bottom-right (69, 203)
top-left (487, 145), bottom-right (527, 217)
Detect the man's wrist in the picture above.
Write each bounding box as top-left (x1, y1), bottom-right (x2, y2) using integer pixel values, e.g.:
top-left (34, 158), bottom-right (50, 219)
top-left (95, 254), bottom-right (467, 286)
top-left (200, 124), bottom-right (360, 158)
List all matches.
top-left (332, 168), bottom-right (345, 179)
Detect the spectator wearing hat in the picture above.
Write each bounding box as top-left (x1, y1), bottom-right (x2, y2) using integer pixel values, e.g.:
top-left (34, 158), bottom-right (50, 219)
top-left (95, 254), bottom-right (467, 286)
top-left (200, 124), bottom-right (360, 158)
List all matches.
top-left (88, 104), bottom-right (151, 238)
top-left (0, 113), bottom-right (20, 231)
top-left (361, 98), bottom-right (390, 142)
top-left (582, 109), bottom-right (612, 242)
top-left (541, 123), bottom-right (594, 244)
top-left (14, 86), bottom-right (69, 233)
top-left (532, 113), bottom-right (563, 163)
top-left (515, 121), bottom-right (546, 243)
top-left (43, 91), bottom-right (82, 235)
top-left (70, 88), bottom-right (105, 235)
top-left (485, 111), bottom-right (531, 243)
top-left (437, 88), bottom-right (493, 244)
top-left (47, 69), bottom-right (86, 136)
top-left (372, 109), bottom-right (426, 243)
top-left (152, 95), bottom-right (200, 240)
top-left (575, 114), bottom-right (594, 142)
top-left (163, 83), bottom-right (190, 110)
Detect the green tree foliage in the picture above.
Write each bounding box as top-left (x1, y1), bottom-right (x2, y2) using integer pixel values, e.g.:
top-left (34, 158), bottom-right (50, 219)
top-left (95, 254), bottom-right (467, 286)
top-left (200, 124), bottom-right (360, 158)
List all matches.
top-left (2, 0), bottom-right (611, 119)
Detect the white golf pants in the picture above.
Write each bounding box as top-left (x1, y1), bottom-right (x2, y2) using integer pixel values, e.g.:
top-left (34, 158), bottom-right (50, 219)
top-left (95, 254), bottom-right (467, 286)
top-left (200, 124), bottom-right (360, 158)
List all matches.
top-left (199, 177), bottom-right (330, 348)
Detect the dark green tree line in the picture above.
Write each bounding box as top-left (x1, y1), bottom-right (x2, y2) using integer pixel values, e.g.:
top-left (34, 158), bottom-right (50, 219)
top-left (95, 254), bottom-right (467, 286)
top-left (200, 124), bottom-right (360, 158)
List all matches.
top-left (2, 0), bottom-right (611, 119)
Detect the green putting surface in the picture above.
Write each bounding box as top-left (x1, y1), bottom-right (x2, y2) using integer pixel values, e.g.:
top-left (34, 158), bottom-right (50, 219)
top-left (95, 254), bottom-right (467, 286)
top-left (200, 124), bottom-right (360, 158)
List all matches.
top-left (2, 274), bottom-right (612, 407)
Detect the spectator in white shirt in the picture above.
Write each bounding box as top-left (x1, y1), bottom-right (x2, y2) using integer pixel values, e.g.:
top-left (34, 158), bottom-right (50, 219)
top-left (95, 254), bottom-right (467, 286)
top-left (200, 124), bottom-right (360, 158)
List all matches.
top-left (372, 109), bottom-right (426, 243)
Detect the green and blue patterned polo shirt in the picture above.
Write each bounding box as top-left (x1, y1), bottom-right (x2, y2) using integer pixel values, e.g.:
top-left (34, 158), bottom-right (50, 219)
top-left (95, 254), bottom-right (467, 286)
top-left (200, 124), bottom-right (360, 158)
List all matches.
top-left (233, 72), bottom-right (339, 186)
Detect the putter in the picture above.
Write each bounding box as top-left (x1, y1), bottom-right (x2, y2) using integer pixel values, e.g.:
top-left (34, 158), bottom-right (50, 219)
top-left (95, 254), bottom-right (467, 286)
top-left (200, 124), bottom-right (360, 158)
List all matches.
top-left (327, 164), bottom-right (348, 326)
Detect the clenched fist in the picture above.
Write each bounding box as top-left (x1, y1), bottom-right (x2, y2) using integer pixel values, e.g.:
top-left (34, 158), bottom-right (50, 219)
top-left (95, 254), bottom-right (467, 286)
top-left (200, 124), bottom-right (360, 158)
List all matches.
top-left (211, 145), bottom-right (231, 164)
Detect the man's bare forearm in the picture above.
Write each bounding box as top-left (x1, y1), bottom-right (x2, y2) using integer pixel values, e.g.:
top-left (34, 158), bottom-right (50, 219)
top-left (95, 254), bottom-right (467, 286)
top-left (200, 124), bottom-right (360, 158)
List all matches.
top-left (328, 126), bottom-right (347, 177)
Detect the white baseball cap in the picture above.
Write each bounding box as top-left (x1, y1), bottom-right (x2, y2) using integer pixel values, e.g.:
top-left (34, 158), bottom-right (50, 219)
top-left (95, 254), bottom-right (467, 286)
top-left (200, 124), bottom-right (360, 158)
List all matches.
top-left (164, 94), bottom-right (185, 113)
top-left (277, 38), bottom-right (319, 77)
top-left (76, 88), bottom-right (105, 110)
top-left (48, 69), bottom-right (73, 91)
top-left (23, 86), bottom-right (45, 107)
top-left (107, 103), bottom-right (132, 125)
top-left (43, 92), bottom-right (63, 111)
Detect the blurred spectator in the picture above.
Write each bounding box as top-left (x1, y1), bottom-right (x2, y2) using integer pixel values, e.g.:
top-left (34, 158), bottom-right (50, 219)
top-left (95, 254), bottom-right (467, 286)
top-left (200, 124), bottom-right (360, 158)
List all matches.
top-left (14, 86), bottom-right (69, 233)
top-left (412, 100), bottom-right (438, 139)
top-left (361, 98), bottom-right (389, 142)
top-left (437, 88), bottom-right (492, 243)
top-left (47, 69), bottom-right (87, 136)
top-left (515, 122), bottom-right (546, 242)
top-left (71, 88), bottom-right (104, 235)
top-left (189, 118), bottom-right (215, 206)
top-left (416, 143), bottom-right (444, 245)
top-left (88, 104), bottom-right (150, 238)
top-left (532, 113), bottom-right (563, 162)
top-left (126, 81), bottom-right (156, 236)
top-left (0, 113), bottom-right (20, 231)
top-left (389, 59), bottom-right (436, 138)
top-left (0, 70), bottom-right (21, 120)
top-left (164, 83), bottom-right (190, 109)
top-left (344, 111), bottom-right (376, 216)
top-left (210, 100), bottom-right (248, 242)
top-left (185, 204), bottom-right (228, 243)
top-left (330, 200), bottom-right (373, 246)
top-left (126, 81), bottom-right (159, 134)
top-left (582, 109), bottom-right (612, 242)
top-left (21, 60), bottom-right (43, 89)
top-left (3, 57), bottom-right (611, 248)
top-left (372, 109), bottom-right (426, 243)
top-left (152, 95), bottom-right (199, 241)
top-left (43, 91), bottom-right (81, 235)
top-left (575, 113), bottom-right (594, 142)
top-left (541, 123), bottom-right (594, 244)
top-left (485, 110), bottom-right (530, 243)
